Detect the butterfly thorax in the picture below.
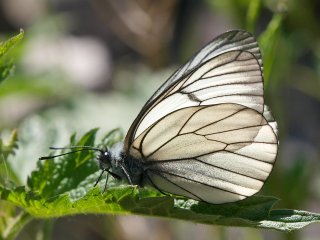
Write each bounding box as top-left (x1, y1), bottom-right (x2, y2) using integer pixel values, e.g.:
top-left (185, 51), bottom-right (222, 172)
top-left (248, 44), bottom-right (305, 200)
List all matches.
top-left (108, 142), bottom-right (145, 186)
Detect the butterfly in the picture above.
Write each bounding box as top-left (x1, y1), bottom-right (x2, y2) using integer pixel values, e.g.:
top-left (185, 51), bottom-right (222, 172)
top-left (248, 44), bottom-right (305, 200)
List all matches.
top-left (41, 30), bottom-right (279, 204)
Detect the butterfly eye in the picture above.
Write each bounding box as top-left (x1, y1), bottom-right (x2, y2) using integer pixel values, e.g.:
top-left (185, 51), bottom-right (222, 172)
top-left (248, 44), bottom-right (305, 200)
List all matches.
top-left (102, 151), bottom-right (109, 161)
top-left (97, 150), bottom-right (111, 169)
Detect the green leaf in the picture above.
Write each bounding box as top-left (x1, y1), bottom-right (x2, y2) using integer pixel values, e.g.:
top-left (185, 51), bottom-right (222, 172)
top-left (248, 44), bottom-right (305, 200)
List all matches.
top-left (246, 0), bottom-right (262, 33)
top-left (0, 129), bottom-right (20, 186)
top-left (0, 129), bottom-right (19, 161)
top-left (1, 129), bottom-right (320, 232)
top-left (0, 29), bottom-right (24, 58)
top-left (263, 209), bottom-right (320, 231)
top-left (27, 128), bottom-right (100, 198)
top-left (1, 185), bottom-right (320, 232)
top-left (0, 29), bottom-right (24, 84)
top-left (0, 30), bottom-right (25, 240)
top-left (259, 13), bottom-right (284, 87)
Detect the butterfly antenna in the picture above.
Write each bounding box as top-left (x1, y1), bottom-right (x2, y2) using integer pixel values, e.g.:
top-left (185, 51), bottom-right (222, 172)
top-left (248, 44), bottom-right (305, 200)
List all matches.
top-left (39, 146), bottom-right (104, 160)
top-left (49, 146), bottom-right (104, 152)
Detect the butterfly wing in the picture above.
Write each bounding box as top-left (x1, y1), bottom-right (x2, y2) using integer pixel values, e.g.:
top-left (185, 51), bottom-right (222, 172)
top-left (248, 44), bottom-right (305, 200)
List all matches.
top-left (125, 30), bottom-right (264, 148)
top-left (129, 104), bottom-right (278, 204)
top-left (125, 49), bottom-right (264, 148)
top-left (146, 30), bottom-right (263, 106)
top-left (123, 30), bottom-right (278, 203)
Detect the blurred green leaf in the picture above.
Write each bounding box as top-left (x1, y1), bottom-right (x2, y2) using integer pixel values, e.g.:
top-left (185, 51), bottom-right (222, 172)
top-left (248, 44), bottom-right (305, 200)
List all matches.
top-left (259, 13), bottom-right (284, 86)
top-left (0, 129), bottom-right (18, 161)
top-left (0, 129), bottom-right (320, 233)
top-left (0, 130), bottom-right (28, 240)
top-left (246, 0), bottom-right (262, 33)
top-left (0, 211), bottom-right (32, 240)
top-left (0, 129), bottom-right (20, 186)
top-left (0, 30), bottom-right (24, 84)
top-left (0, 29), bottom-right (24, 58)
top-left (0, 30), bottom-right (26, 240)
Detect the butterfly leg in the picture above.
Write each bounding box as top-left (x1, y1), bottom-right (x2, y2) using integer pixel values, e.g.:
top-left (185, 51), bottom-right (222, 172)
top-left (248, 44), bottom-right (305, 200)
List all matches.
top-left (104, 169), bottom-right (122, 192)
top-left (94, 169), bottom-right (122, 192)
top-left (120, 165), bottom-right (133, 186)
top-left (106, 169), bottom-right (122, 180)
top-left (94, 169), bottom-right (105, 187)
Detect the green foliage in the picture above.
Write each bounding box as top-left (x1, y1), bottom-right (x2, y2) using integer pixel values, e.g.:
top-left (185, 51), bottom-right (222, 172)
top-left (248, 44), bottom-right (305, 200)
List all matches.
top-left (1, 1), bottom-right (320, 238)
top-left (0, 130), bottom-right (18, 162)
top-left (259, 14), bottom-right (284, 87)
top-left (246, 0), bottom-right (262, 33)
top-left (0, 129), bottom-right (23, 240)
top-left (0, 129), bottom-right (20, 186)
top-left (0, 30), bottom-right (24, 84)
top-left (27, 129), bottom-right (100, 199)
top-left (1, 128), bottom-right (320, 238)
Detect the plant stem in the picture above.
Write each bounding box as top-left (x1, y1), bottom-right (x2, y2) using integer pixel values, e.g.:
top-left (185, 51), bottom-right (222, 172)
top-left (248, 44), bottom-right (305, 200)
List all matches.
top-left (2, 211), bottom-right (33, 240)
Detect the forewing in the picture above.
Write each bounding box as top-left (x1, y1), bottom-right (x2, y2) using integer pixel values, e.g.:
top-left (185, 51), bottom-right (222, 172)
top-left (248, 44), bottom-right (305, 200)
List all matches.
top-left (147, 30), bottom-right (263, 106)
top-left (130, 104), bottom-right (278, 204)
top-left (124, 30), bottom-right (264, 149)
top-left (126, 50), bottom-right (264, 146)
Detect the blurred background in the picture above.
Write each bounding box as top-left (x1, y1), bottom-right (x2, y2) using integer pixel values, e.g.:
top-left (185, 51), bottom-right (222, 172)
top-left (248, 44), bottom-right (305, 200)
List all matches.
top-left (0, 0), bottom-right (320, 239)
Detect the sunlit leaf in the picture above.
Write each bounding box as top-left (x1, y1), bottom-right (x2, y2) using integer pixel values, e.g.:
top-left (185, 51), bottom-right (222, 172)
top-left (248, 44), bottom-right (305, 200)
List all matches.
top-left (0, 30), bottom-right (24, 84)
top-left (1, 129), bottom-right (319, 232)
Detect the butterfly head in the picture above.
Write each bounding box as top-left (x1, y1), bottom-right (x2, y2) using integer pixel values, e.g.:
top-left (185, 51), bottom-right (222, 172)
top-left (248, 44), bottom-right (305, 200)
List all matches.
top-left (96, 149), bottom-right (112, 170)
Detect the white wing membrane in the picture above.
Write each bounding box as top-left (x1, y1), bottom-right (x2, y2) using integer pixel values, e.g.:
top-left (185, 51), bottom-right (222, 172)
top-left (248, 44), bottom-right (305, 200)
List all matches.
top-left (124, 30), bottom-right (279, 204)
top-left (133, 50), bottom-right (263, 138)
top-left (130, 104), bottom-right (277, 204)
top-left (147, 30), bottom-right (263, 105)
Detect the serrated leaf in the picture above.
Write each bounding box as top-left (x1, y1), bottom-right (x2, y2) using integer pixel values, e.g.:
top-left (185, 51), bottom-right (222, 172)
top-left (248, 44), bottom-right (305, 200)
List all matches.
top-left (0, 29), bottom-right (24, 84)
top-left (0, 29), bottom-right (24, 58)
top-left (1, 129), bottom-right (320, 232)
top-left (0, 129), bottom-right (20, 187)
top-left (1, 185), bottom-right (320, 232)
top-left (27, 129), bottom-right (99, 198)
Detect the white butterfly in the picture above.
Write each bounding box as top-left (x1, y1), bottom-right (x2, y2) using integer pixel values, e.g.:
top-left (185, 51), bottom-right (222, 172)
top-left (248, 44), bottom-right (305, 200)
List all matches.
top-left (42, 30), bottom-right (278, 204)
